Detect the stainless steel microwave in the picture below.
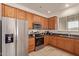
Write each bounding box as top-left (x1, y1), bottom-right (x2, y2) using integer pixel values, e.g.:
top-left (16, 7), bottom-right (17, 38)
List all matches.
top-left (33, 23), bottom-right (41, 29)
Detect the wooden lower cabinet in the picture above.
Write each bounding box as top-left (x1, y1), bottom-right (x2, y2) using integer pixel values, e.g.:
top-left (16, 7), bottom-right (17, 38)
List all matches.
top-left (64, 38), bottom-right (74, 53)
top-left (28, 35), bottom-right (79, 55)
top-left (50, 35), bottom-right (76, 55)
top-left (44, 36), bottom-right (49, 46)
top-left (28, 37), bottom-right (35, 53)
top-left (56, 36), bottom-right (74, 54)
top-left (56, 36), bottom-right (65, 49)
top-left (49, 36), bottom-right (57, 46)
top-left (74, 39), bottom-right (79, 55)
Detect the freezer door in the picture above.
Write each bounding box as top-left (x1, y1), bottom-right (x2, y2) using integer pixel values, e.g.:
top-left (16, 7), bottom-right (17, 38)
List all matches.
top-left (2, 17), bottom-right (16, 56)
top-left (16, 20), bottom-right (28, 56)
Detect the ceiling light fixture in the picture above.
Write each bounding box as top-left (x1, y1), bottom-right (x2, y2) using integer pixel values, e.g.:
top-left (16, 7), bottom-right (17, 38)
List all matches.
top-left (48, 11), bottom-right (51, 13)
top-left (39, 6), bottom-right (51, 13)
top-left (65, 4), bottom-right (69, 7)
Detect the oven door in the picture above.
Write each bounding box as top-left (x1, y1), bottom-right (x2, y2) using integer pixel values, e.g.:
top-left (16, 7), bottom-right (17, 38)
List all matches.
top-left (35, 37), bottom-right (44, 46)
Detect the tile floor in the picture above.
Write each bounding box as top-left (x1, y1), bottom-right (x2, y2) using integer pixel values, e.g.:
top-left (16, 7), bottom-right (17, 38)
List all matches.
top-left (29, 46), bottom-right (74, 56)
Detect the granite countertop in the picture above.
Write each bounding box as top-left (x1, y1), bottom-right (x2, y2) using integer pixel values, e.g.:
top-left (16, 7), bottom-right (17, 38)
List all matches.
top-left (28, 31), bottom-right (79, 39)
top-left (50, 33), bottom-right (79, 39)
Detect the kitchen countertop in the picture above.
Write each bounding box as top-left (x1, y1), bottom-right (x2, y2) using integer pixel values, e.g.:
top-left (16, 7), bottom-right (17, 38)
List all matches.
top-left (52, 33), bottom-right (79, 39)
top-left (28, 31), bottom-right (79, 39)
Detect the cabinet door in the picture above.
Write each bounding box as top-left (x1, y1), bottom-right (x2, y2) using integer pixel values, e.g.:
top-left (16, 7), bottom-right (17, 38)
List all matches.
top-left (0, 4), bottom-right (1, 17)
top-left (44, 36), bottom-right (49, 46)
top-left (56, 36), bottom-right (65, 49)
top-left (48, 16), bottom-right (57, 30)
top-left (33, 15), bottom-right (40, 23)
top-left (43, 18), bottom-right (48, 29)
top-left (64, 38), bottom-right (74, 53)
top-left (17, 9), bottom-right (26, 20)
top-left (2, 4), bottom-right (17, 18)
top-left (41, 17), bottom-right (45, 29)
top-left (74, 39), bottom-right (79, 55)
top-left (26, 12), bottom-right (34, 29)
top-left (28, 38), bottom-right (35, 52)
top-left (49, 36), bottom-right (57, 46)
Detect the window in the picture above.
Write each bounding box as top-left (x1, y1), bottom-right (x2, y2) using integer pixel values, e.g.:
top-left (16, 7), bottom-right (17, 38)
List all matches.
top-left (68, 21), bottom-right (78, 29)
top-left (59, 14), bottom-right (79, 31)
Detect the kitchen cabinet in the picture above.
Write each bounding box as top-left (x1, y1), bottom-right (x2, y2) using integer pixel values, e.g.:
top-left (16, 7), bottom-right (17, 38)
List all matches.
top-left (56, 36), bottom-right (65, 49)
top-left (33, 15), bottom-right (48, 29)
top-left (49, 36), bottom-right (57, 46)
top-left (43, 18), bottom-right (48, 29)
top-left (1, 4), bottom-right (49, 30)
top-left (40, 17), bottom-right (46, 29)
top-left (0, 4), bottom-right (1, 17)
top-left (55, 36), bottom-right (74, 53)
top-left (16, 9), bottom-right (26, 20)
top-left (64, 38), bottom-right (74, 53)
top-left (28, 37), bottom-right (35, 53)
top-left (26, 12), bottom-right (34, 29)
top-left (33, 15), bottom-right (41, 24)
top-left (44, 36), bottom-right (49, 46)
top-left (74, 39), bottom-right (79, 55)
top-left (49, 35), bottom-right (75, 54)
top-left (48, 16), bottom-right (57, 30)
top-left (2, 4), bottom-right (17, 18)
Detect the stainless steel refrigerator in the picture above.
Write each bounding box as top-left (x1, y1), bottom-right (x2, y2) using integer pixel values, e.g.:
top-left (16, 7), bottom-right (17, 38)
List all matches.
top-left (2, 17), bottom-right (28, 56)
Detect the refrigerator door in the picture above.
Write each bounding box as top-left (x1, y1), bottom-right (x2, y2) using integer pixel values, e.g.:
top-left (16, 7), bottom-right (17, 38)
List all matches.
top-left (2, 17), bottom-right (16, 56)
top-left (16, 19), bottom-right (28, 56)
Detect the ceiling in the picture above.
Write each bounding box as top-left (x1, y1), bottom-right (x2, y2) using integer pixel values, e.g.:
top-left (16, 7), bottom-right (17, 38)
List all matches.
top-left (18, 3), bottom-right (79, 17)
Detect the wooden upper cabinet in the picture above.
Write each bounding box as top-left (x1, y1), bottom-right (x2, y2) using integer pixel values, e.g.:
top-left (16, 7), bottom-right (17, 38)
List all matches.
top-left (33, 15), bottom-right (41, 23)
top-left (40, 17), bottom-right (45, 29)
top-left (33, 15), bottom-right (48, 29)
top-left (43, 18), bottom-right (48, 29)
top-left (0, 4), bottom-right (1, 17)
top-left (16, 9), bottom-right (26, 20)
top-left (26, 12), bottom-right (34, 29)
top-left (48, 16), bottom-right (57, 30)
top-left (2, 4), bottom-right (17, 18)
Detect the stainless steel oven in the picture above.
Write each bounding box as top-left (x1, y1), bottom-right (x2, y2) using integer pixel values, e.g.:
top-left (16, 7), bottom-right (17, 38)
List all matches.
top-left (35, 34), bottom-right (44, 50)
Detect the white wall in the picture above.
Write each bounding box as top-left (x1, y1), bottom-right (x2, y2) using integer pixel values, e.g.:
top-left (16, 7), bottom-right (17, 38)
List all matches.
top-left (50, 4), bottom-right (79, 18)
top-left (49, 4), bottom-right (79, 31)
top-left (4, 3), bottom-right (79, 18)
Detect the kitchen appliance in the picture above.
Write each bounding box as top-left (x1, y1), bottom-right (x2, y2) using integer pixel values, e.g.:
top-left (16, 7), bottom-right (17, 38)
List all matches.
top-left (33, 23), bottom-right (41, 29)
top-left (2, 17), bottom-right (16, 56)
top-left (35, 33), bottom-right (44, 50)
top-left (2, 17), bottom-right (28, 56)
top-left (5, 34), bottom-right (13, 44)
top-left (16, 19), bottom-right (28, 56)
